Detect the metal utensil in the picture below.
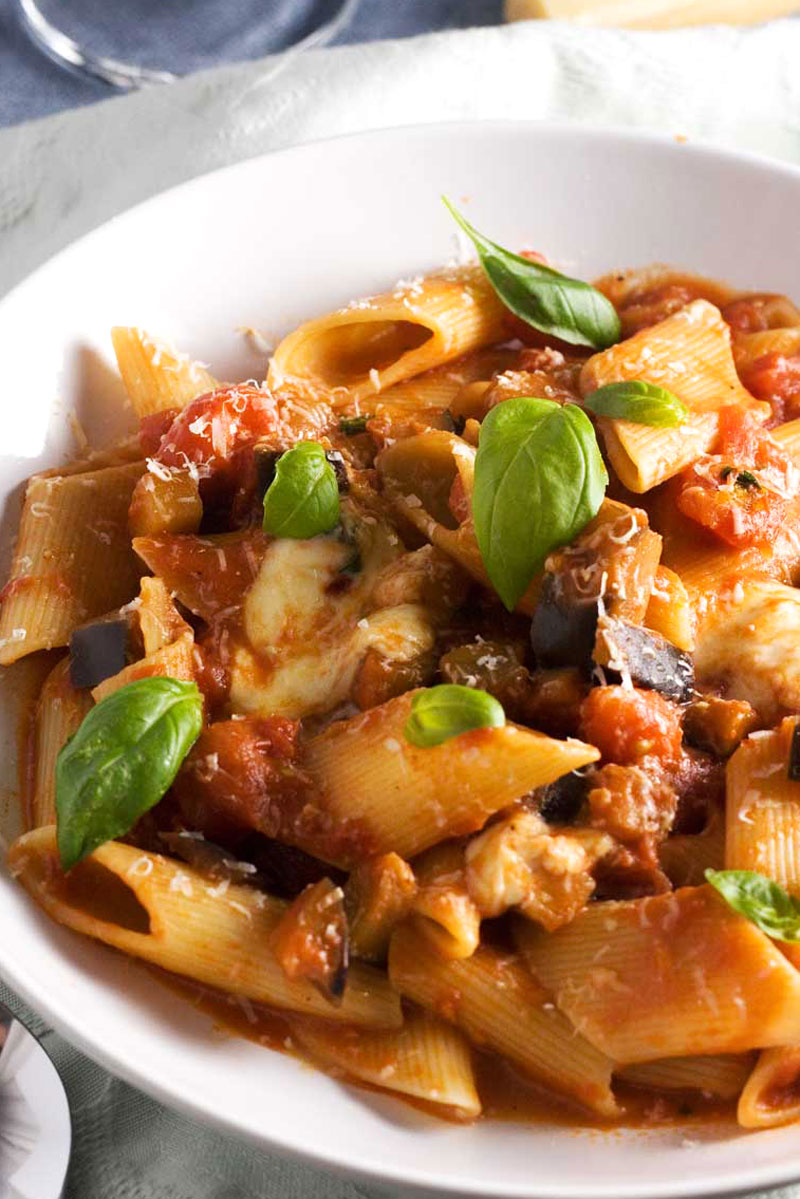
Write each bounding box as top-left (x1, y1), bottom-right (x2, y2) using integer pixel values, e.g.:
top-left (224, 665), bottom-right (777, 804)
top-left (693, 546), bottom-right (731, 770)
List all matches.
top-left (0, 1000), bottom-right (71, 1199)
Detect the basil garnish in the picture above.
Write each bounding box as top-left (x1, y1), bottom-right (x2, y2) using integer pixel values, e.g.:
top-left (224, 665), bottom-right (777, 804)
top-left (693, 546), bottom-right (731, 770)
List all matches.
top-left (443, 198), bottom-right (620, 351)
top-left (583, 380), bottom-right (688, 428)
top-left (474, 397), bottom-right (608, 611)
top-left (262, 442), bottom-right (341, 539)
top-left (404, 685), bottom-right (505, 748)
top-left (56, 677), bottom-right (203, 871)
top-left (339, 415), bottom-right (370, 435)
top-left (706, 869), bottom-right (800, 942)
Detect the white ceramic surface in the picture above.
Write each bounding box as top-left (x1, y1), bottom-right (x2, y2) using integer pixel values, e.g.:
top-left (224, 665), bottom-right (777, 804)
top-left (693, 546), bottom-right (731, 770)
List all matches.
top-left (1, 122), bottom-right (799, 1199)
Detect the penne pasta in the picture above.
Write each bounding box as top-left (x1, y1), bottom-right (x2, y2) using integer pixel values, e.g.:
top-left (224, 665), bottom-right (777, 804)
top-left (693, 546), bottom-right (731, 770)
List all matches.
top-left (291, 1009), bottom-right (481, 1119)
top-left (411, 841), bottom-right (482, 960)
top-left (9, 827), bottom-right (401, 1029)
top-left (111, 327), bottom-right (218, 418)
top-left (738, 1047), bottom-right (800, 1129)
top-left (136, 575), bottom-right (193, 656)
top-left (268, 266), bottom-right (506, 403)
top-left (580, 301), bottom-right (766, 492)
top-left (30, 657), bottom-right (93, 828)
top-left (515, 886), bottom-right (800, 1062)
top-left (620, 1053), bottom-right (754, 1100)
top-left (0, 461), bottom-right (145, 664)
top-left (724, 718), bottom-right (800, 883)
top-left (300, 691), bottom-right (600, 867)
top-left (644, 565), bottom-right (695, 652)
top-left (389, 921), bottom-right (619, 1118)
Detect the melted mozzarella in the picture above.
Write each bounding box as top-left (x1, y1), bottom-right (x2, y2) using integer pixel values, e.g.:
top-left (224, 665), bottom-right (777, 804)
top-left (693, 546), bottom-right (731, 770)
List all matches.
top-left (231, 522), bottom-right (433, 719)
top-left (694, 580), bottom-right (800, 723)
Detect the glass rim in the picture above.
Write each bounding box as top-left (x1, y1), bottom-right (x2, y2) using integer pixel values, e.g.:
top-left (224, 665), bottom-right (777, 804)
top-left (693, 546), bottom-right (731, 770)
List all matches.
top-left (13, 0), bottom-right (361, 91)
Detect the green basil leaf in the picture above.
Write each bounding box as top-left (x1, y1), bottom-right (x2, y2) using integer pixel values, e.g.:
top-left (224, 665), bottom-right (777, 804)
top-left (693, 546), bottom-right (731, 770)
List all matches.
top-left (56, 677), bottom-right (203, 871)
top-left (262, 441), bottom-right (341, 539)
top-left (582, 380), bottom-right (688, 428)
top-left (474, 397), bottom-right (608, 611)
top-left (404, 684), bottom-right (505, 748)
top-left (339, 415), bottom-right (371, 435)
top-left (443, 198), bottom-right (620, 350)
top-left (705, 868), bottom-right (800, 942)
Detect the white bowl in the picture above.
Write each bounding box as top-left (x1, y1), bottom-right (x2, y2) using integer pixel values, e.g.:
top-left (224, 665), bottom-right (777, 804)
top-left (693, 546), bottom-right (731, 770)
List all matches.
top-left (1, 122), bottom-right (800, 1199)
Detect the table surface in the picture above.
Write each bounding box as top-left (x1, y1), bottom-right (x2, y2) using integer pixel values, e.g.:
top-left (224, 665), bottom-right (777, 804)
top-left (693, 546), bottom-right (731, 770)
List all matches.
top-left (0, 0), bottom-right (504, 129)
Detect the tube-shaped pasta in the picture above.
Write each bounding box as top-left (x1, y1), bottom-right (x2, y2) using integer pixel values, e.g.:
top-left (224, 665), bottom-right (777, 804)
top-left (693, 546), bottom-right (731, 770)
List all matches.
top-left (738, 1047), bottom-right (800, 1129)
top-left (268, 266), bottom-right (506, 403)
top-left (580, 301), bottom-right (766, 492)
top-left (515, 886), bottom-right (800, 1062)
top-left (620, 1054), bottom-right (754, 1100)
top-left (725, 719), bottom-right (800, 883)
top-left (0, 461), bottom-right (145, 664)
top-left (772, 416), bottom-right (800, 465)
top-left (291, 1010), bottom-right (481, 1119)
top-left (733, 327), bottom-right (800, 373)
top-left (91, 629), bottom-right (196, 703)
top-left (9, 827), bottom-right (401, 1029)
top-left (301, 691), bottom-right (600, 867)
top-left (30, 657), bottom-right (93, 828)
top-left (644, 565), bottom-right (695, 652)
top-left (411, 841), bottom-right (482, 960)
top-left (658, 813), bottom-right (725, 888)
top-left (389, 921), bottom-right (619, 1118)
top-left (137, 576), bottom-right (193, 656)
top-left (111, 327), bottom-right (218, 418)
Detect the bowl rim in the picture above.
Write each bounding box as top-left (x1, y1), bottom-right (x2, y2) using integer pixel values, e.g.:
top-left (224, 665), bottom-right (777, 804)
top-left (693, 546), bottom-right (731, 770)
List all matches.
top-left (3, 117), bottom-right (800, 1199)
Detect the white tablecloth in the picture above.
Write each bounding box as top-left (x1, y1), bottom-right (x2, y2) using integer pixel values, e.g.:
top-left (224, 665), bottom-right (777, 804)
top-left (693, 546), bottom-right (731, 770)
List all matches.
top-left (2, 15), bottom-right (800, 1198)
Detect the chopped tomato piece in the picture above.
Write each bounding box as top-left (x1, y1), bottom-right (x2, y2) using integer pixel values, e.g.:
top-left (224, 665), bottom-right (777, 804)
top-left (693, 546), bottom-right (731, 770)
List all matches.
top-left (172, 716), bottom-right (305, 845)
top-left (616, 282), bottom-right (700, 336)
top-left (151, 385), bottom-right (280, 498)
top-left (140, 408), bottom-right (178, 457)
top-left (722, 294), bottom-right (799, 333)
top-left (740, 352), bottom-right (800, 424)
top-left (675, 406), bottom-right (795, 548)
top-left (579, 685), bottom-right (683, 767)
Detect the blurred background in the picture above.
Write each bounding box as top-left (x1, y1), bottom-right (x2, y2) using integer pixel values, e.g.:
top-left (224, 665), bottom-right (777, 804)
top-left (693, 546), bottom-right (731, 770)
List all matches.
top-left (2, 0), bottom-right (798, 129)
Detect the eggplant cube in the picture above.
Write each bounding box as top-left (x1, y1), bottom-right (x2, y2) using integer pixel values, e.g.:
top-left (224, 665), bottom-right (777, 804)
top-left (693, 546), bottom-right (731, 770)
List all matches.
top-left (530, 573), bottom-right (600, 670)
top-left (593, 616), bottom-right (694, 703)
top-left (69, 615), bottom-right (133, 689)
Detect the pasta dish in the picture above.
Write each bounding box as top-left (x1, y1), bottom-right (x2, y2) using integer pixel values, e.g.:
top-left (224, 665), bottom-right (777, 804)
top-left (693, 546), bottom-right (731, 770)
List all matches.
top-left (6, 202), bottom-right (800, 1131)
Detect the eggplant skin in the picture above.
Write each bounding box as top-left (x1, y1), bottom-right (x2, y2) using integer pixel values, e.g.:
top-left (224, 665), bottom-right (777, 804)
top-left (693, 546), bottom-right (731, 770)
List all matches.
top-left (69, 615), bottom-right (132, 689)
top-left (594, 617), bottom-right (694, 703)
top-left (536, 772), bottom-right (588, 825)
top-left (530, 574), bottom-right (600, 669)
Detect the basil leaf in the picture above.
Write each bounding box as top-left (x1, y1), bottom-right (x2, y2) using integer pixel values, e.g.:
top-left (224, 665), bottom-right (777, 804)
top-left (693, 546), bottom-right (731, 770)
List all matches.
top-left (705, 869), bottom-right (800, 942)
top-left (56, 677), bottom-right (203, 871)
top-left (582, 380), bottom-right (688, 428)
top-left (339, 415), bottom-right (370, 435)
top-left (474, 397), bottom-right (608, 611)
top-left (262, 441), bottom-right (341, 539)
top-left (443, 198), bottom-right (620, 350)
top-left (404, 685), bottom-right (505, 748)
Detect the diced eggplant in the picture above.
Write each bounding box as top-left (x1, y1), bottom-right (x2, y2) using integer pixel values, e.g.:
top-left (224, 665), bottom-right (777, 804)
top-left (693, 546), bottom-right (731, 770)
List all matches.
top-left (790, 721), bottom-right (800, 782)
top-left (271, 877), bottom-right (349, 1004)
top-left (159, 831), bottom-right (265, 888)
top-left (324, 450), bottom-right (349, 493)
top-left (535, 771), bottom-right (588, 825)
top-left (69, 612), bottom-right (135, 689)
top-left (254, 444), bottom-right (349, 497)
top-left (240, 833), bottom-right (345, 900)
top-left (593, 616), bottom-right (694, 703)
top-left (530, 573), bottom-right (600, 670)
